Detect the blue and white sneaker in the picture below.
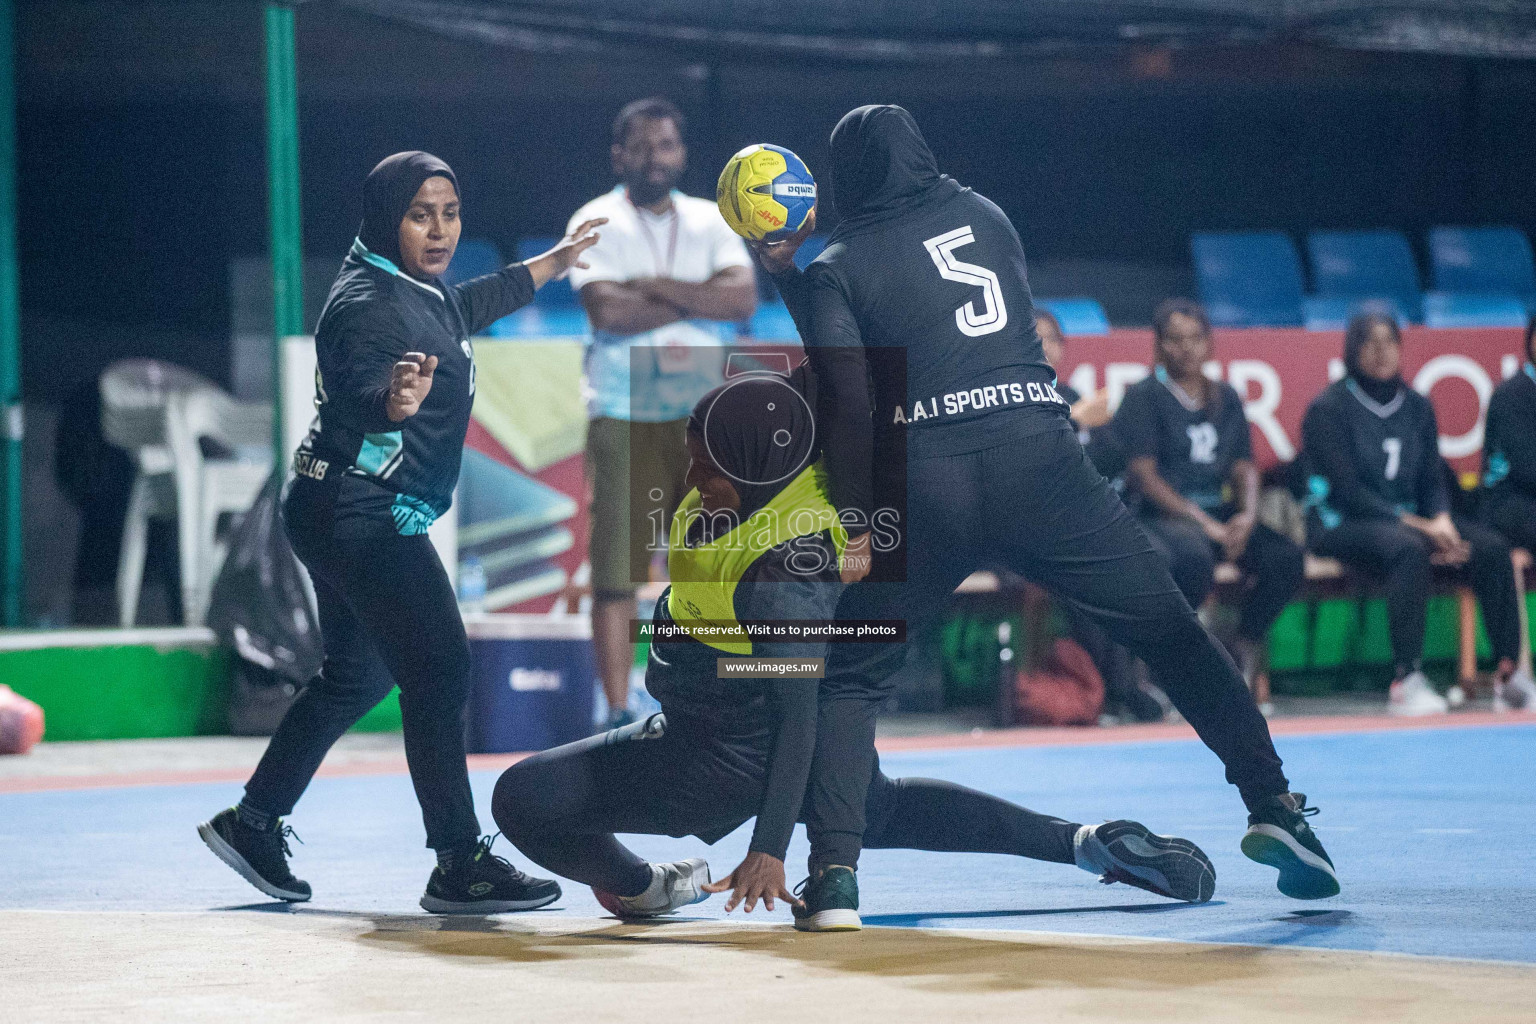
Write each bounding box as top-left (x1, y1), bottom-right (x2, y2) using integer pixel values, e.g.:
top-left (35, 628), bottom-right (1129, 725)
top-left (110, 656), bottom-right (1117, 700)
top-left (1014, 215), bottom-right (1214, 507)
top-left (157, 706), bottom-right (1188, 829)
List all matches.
top-left (594, 858), bottom-right (712, 919)
top-left (1075, 820), bottom-right (1216, 903)
top-left (1241, 792), bottom-right (1341, 900)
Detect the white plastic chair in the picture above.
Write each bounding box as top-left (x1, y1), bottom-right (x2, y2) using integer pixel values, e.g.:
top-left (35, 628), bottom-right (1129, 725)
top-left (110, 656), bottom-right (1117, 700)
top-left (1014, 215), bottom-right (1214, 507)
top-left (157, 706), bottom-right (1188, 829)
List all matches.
top-left (100, 360), bottom-right (273, 626)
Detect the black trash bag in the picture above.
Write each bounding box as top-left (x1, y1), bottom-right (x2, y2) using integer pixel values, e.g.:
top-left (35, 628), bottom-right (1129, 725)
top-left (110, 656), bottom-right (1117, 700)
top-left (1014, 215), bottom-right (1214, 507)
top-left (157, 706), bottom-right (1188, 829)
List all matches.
top-left (207, 470), bottom-right (321, 735)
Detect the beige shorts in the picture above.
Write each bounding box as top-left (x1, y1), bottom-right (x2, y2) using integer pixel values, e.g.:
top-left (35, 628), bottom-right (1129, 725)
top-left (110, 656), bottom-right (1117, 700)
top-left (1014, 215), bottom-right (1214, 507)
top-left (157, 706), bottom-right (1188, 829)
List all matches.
top-left (586, 416), bottom-right (691, 596)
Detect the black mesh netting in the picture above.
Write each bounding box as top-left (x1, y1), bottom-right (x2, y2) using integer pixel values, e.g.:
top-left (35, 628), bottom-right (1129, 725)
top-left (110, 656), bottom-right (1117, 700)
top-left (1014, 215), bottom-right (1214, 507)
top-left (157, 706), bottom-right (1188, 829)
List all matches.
top-left (334, 1), bottom-right (1536, 61)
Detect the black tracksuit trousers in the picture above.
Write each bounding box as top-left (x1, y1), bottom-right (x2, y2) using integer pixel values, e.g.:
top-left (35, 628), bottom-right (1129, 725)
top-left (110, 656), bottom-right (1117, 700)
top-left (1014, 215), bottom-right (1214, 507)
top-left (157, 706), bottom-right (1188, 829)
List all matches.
top-left (242, 481), bottom-right (481, 852)
top-left (1310, 512), bottom-right (1520, 678)
top-left (808, 425), bottom-right (1288, 871)
top-left (490, 713), bottom-right (1079, 896)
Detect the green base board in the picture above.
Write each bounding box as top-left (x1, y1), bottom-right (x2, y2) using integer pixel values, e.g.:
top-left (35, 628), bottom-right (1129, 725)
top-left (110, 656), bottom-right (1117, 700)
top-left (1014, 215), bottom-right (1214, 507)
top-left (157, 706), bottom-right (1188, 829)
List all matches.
top-left (1, 637), bottom-right (400, 742)
top-left (3, 590), bottom-right (1532, 741)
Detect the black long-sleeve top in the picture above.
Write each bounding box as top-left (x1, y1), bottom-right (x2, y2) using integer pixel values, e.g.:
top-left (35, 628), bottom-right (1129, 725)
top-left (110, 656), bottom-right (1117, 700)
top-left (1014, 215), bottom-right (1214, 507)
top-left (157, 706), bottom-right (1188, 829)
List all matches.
top-left (1483, 365), bottom-right (1536, 500)
top-left (1300, 378), bottom-right (1448, 526)
top-left (644, 532), bottom-right (842, 861)
top-left (295, 238), bottom-right (535, 529)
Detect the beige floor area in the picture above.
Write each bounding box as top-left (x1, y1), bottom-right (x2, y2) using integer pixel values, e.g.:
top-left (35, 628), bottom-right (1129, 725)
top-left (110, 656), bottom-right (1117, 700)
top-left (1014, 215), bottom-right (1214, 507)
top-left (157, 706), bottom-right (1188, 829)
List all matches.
top-left (4, 910), bottom-right (1533, 1023)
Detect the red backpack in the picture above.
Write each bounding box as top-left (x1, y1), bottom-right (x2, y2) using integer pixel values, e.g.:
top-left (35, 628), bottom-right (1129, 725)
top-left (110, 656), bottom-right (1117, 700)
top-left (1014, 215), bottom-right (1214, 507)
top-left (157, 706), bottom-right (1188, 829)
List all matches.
top-left (1014, 637), bottom-right (1105, 726)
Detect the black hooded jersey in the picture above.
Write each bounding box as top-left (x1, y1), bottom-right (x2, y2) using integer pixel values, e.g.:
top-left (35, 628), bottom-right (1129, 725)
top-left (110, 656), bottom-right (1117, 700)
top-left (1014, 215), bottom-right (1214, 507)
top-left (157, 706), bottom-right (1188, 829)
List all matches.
top-left (1300, 377), bottom-right (1447, 527)
top-left (293, 241), bottom-right (534, 535)
top-left (773, 106), bottom-right (1065, 525)
top-left (1114, 369), bottom-right (1252, 514)
top-left (1483, 364), bottom-right (1536, 501)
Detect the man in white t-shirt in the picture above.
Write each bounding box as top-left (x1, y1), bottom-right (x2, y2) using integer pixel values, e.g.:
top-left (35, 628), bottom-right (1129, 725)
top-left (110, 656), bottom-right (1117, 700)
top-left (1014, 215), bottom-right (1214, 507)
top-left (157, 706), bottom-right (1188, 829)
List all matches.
top-left (566, 97), bottom-right (756, 729)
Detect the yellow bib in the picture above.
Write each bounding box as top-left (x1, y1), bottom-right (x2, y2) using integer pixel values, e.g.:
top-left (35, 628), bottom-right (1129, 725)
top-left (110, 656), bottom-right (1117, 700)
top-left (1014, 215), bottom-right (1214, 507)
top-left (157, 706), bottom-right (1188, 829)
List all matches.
top-left (666, 460), bottom-right (849, 654)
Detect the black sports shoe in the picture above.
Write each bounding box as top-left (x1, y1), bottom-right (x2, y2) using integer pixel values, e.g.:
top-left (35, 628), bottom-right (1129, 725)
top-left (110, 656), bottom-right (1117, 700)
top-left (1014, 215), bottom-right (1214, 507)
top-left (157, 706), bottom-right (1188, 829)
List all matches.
top-left (419, 834), bottom-right (562, 914)
top-left (791, 865), bottom-right (861, 932)
top-left (1241, 792), bottom-right (1341, 900)
top-left (198, 807), bottom-right (311, 902)
top-left (1075, 820), bottom-right (1216, 903)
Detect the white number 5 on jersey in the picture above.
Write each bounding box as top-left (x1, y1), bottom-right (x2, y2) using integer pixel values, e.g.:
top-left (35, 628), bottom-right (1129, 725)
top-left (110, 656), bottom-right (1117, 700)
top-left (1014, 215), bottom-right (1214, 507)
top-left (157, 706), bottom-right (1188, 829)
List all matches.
top-left (923, 226), bottom-right (1008, 337)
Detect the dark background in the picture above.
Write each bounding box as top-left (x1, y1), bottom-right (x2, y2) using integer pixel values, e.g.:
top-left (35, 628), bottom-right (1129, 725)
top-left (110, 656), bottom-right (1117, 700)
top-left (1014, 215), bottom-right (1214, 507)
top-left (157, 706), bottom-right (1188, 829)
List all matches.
top-left (18, 2), bottom-right (1536, 405)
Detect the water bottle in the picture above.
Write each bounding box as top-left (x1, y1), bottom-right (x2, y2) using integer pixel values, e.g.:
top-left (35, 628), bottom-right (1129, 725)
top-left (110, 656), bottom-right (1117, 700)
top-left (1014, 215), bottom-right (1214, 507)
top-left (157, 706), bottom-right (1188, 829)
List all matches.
top-left (459, 556), bottom-right (487, 615)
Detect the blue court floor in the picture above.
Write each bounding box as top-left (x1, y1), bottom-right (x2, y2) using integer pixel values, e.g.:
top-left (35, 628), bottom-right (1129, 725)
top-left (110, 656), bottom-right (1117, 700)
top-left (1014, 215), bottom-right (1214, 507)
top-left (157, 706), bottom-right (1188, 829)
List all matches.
top-left (3, 721), bottom-right (1533, 964)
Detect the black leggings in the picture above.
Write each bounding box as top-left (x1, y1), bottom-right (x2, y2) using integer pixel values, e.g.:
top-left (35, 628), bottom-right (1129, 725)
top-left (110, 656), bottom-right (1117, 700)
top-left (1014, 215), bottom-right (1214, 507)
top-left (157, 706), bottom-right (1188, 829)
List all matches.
top-left (491, 713), bottom-right (1078, 896)
top-left (243, 487), bottom-right (480, 852)
top-left (809, 426), bottom-right (1287, 871)
top-left (1309, 513), bottom-right (1520, 677)
top-left (1141, 517), bottom-right (1304, 643)
top-left (1484, 490), bottom-right (1536, 553)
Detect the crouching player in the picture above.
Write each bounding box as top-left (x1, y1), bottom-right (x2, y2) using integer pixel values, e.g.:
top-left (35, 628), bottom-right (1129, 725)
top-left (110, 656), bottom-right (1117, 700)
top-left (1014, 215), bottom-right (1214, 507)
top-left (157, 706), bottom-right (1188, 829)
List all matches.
top-left (491, 375), bottom-right (1215, 929)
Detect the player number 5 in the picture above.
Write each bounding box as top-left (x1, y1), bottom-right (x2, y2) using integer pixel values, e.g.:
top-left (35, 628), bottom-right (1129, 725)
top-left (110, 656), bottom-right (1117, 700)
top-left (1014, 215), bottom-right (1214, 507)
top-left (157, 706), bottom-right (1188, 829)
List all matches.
top-left (923, 226), bottom-right (1008, 338)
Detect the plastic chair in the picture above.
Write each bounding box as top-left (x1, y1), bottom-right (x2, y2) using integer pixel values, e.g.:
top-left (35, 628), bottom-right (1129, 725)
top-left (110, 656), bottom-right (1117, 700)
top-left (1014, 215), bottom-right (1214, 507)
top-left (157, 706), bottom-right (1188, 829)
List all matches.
top-left (516, 237), bottom-right (577, 308)
top-left (443, 238), bottom-right (506, 287)
top-left (1423, 291), bottom-right (1530, 328)
top-left (1302, 296), bottom-right (1411, 332)
top-left (747, 300), bottom-right (800, 341)
top-left (1306, 230), bottom-right (1424, 323)
top-left (100, 360), bottom-right (273, 627)
top-left (487, 306), bottom-right (590, 338)
top-left (1036, 297), bottom-right (1111, 335)
top-left (1427, 227), bottom-right (1536, 309)
top-left (1190, 232), bottom-right (1306, 327)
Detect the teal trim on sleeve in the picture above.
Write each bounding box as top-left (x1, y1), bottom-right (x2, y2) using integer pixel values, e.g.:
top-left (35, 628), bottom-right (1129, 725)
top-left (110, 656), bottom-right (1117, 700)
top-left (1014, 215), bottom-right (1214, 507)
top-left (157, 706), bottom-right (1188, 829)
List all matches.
top-left (356, 431), bottom-right (403, 478)
top-left (1485, 451), bottom-right (1511, 488)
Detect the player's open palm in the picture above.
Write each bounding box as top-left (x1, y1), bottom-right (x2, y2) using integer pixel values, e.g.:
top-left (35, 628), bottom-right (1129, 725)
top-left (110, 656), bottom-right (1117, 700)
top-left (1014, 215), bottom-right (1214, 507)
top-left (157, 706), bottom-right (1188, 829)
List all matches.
top-left (702, 851), bottom-right (800, 914)
top-left (528, 218), bottom-right (608, 287)
top-left (386, 352), bottom-right (437, 422)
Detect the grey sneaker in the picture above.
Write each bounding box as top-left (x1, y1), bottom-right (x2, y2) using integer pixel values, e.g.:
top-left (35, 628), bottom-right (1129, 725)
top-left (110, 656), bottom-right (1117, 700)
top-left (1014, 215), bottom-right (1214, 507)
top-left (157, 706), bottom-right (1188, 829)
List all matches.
top-left (1075, 820), bottom-right (1216, 903)
top-left (593, 858), bottom-right (712, 919)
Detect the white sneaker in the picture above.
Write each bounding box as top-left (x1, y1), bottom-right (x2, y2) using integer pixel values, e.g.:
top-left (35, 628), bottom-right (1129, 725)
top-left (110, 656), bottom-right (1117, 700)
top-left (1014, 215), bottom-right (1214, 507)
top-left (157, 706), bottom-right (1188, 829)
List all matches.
top-left (1494, 670), bottom-right (1536, 712)
top-left (1388, 671), bottom-right (1449, 717)
top-left (1445, 684), bottom-right (1468, 709)
top-left (593, 858), bottom-right (711, 919)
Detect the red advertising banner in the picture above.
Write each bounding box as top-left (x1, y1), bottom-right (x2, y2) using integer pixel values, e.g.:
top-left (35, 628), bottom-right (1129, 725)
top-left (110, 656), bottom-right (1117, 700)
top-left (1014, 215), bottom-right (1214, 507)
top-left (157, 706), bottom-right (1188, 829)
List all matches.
top-left (1055, 326), bottom-right (1530, 475)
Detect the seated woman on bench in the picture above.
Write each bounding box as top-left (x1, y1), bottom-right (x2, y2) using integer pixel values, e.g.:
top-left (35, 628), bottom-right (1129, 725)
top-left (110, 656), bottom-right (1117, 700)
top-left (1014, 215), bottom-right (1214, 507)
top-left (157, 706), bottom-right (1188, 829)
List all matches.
top-left (1113, 298), bottom-right (1304, 702)
top-left (491, 372), bottom-right (1216, 928)
top-left (1301, 310), bottom-right (1527, 716)
top-left (1479, 315), bottom-right (1536, 709)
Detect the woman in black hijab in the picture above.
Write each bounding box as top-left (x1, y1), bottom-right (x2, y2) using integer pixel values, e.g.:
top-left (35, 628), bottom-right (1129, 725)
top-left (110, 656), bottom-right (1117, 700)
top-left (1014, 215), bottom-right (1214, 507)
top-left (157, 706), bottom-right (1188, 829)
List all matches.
top-left (1301, 310), bottom-right (1522, 716)
top-left (489, 372), bottom-right (1214, 927)
top-left (199, 151), bottom-right (604, 914)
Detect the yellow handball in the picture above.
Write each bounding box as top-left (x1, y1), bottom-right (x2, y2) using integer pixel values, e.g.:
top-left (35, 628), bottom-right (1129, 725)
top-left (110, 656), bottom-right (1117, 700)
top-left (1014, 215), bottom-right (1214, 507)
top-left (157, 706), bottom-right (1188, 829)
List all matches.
top-left (716, 144), bottom-right (817, 242)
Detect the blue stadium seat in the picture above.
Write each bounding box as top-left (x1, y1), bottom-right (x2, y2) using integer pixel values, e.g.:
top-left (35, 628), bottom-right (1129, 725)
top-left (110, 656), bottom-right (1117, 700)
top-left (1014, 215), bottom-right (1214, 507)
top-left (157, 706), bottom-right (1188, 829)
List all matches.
top-left (747, 299), bottom-right (799, 341)
top-left (1302, 296), bottom-right (1410, 332)
top-left (1190, 231), bottom-right (1305, 327)
top-left (1427, 226), bottom-right (1536, 311)
top-left (793, 234), bottom-right (830, 270)
top-left (1305, 230), bottom-right (1423, 323)
top-left (516, 236), bottom-right (578, 307)
top-left (1422, 292), bottom-right (1530, 329)
top-left (443, 238), bottom-right (505, 287)
top-left (1035, 297), bottom-right (1110, 336)
top-left (486, 305), bottom-right (589, 338)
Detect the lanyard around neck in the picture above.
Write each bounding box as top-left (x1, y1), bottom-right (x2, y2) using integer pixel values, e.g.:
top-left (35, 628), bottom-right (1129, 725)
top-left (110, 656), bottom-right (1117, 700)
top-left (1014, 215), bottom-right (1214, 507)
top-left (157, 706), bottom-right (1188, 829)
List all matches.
top-left (631, 196), bottom-right (679, 278)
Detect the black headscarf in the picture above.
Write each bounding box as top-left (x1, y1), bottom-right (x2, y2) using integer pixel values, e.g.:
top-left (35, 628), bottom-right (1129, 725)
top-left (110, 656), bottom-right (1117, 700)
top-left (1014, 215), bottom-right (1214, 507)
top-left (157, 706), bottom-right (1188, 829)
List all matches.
top-left (1343, 309), bottom-right (1405, 404)
top-left (688, 374), bottom-right (818, 522)
top-left (828, 105), bottom-right (951, 228)
top-left (358, 151), bottom-right (458, 269)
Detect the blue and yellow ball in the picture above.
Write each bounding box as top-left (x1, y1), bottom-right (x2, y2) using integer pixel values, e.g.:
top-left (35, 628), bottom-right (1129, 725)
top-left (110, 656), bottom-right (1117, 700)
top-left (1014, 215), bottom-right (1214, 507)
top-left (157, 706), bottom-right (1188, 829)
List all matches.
top-left (716, 144), bottom-right (816, 242)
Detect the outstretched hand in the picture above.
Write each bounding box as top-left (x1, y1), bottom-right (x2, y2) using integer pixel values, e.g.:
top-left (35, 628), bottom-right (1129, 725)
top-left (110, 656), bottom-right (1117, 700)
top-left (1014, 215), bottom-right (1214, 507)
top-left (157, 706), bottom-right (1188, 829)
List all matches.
top-left (701, 851), bottom-right (800, 914)
top-left (527, 217), bottom-right (608, 288)
top-left (386, 352), bottom-right (437, 422)
top-left (748, 207), bottom-right (817, 275)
